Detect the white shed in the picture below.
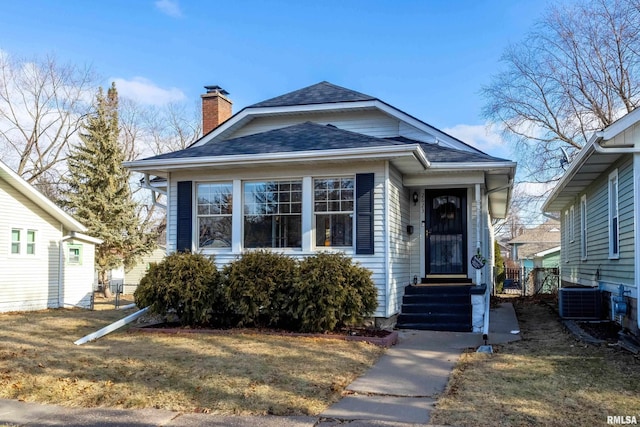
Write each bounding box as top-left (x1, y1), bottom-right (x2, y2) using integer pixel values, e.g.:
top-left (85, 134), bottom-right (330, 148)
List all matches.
top-left (0, 160), bottom-right (102, 312)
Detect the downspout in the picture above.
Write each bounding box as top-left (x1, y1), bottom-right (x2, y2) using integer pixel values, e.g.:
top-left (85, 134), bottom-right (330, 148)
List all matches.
top-left (591, 135), bottom-right (640, 330)
top-left (635, 152), bottom-right (640, 330)
top-left (142, 173), bottom-right (167, 210)
top-left (58, 225), bottom-right (64, 307)
top-left (476, 184), bottom-right (490, 337)
top-left (475, 184), bottom-right (482, 286)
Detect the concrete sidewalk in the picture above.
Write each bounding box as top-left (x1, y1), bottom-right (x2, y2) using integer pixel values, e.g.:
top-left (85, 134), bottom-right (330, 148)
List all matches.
top-left (0, 303), bottom-right (520, 427)
top-left (319, 303), bottom-right (521, 426)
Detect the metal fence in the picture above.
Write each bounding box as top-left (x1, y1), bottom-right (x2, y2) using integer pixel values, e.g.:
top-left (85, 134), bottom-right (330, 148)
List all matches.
top-left (497, 267), bottom-right (559, 296)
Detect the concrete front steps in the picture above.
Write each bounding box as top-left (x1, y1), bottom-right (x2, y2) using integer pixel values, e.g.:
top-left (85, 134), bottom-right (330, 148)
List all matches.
top-left (396, 281), bottom-right (473, 332)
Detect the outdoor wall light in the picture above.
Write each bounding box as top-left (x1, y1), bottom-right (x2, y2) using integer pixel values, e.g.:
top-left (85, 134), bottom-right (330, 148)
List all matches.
top-left (412, 191), bottom-right (419, 205)
top-left (413, 275), bottom-right (418, 285)
top-left (406, 225), bottom-right (414, 235)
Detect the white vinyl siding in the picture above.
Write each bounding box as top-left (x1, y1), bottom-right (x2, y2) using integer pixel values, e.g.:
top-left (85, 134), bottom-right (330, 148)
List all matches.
top-left (228, 110), bottom-right (400, 139)
top-left (0, 180), bottom-right (62, 311)
top-left (62, 239), bottom-right (95, 308)
top-left (387, 164), bottom-right (410, 316)
top-left (0, 176), bottom-right (94, 312)
top-left (167, 162), bottom-right (389, 316)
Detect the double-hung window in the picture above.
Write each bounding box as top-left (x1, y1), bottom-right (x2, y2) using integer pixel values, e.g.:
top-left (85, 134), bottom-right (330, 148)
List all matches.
top-left (244, 180), bottom-right (302, 248)
top-left (609, 170), bottom-right (619, 258)
top-left (569, 205), bottom-right (575, 243)
top-left (11, 229), bottom-right (20, 254)
top-left (314, 177), bottom-right (354, 247)
top-left (197, 182), bottom-right (233, 249)
top-left (10, 229), bottom-right (35, 255)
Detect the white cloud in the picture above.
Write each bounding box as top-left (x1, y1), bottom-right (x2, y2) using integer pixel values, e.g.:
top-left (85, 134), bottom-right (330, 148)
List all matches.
top-left (155, 0), bottom-right (183, 18)
top-left (443, 123), bottom-right (512, 160)
top-left (111, 77), bottom-right (186, 106)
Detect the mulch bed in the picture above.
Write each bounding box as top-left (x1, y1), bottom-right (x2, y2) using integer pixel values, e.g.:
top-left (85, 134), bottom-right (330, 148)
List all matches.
top-left (130, 323), bottom-right (398, 347)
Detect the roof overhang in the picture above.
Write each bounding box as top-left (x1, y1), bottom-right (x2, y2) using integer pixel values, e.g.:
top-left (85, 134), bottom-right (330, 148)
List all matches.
top-left (63, 231), bottom-right (103, 245)
top-left (535, 246), bottom-right (561, 257)
top-left (124, 144), bottom-right (431, 176)
top-left (543, 134), bottom-right (636, 212)
top-left (0, 161), bottom-right (88, 233)
top-left (544, 108), bottom-right (640, 212)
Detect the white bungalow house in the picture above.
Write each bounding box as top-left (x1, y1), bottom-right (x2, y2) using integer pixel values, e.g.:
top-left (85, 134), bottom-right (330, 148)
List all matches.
top-left (125, 82), bottom-right (515, 334)
top-left (544, 108), bottom-right (640, 337)
top-left (0, 160), bottom-right (101, 312)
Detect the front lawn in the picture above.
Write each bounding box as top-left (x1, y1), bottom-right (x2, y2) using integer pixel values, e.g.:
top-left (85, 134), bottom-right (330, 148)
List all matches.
top-left (0, 308), bottom-right (383, 415)
top-left (431, 297), bottom-right (640, 426)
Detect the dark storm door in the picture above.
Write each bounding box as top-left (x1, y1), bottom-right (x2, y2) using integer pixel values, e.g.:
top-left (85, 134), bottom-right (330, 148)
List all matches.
top-left (426, 189), bottom-right (467, 275)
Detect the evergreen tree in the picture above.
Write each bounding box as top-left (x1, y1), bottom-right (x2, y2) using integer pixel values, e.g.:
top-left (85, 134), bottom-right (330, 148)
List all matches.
top-left (63, 83), bottom-right (156, 293)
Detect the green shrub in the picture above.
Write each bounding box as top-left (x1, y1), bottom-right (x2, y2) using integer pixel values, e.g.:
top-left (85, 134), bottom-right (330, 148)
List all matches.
top-left (294, 252), bottom-right (377, 333)
top-left (134, 252), bottom-right (224, 326)
top-left (223, 250), bottom-right (298, 328)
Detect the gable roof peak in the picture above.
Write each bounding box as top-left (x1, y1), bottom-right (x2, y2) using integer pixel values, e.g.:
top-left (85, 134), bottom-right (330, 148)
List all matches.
top-left (249, 81), bottom-right (376, 108)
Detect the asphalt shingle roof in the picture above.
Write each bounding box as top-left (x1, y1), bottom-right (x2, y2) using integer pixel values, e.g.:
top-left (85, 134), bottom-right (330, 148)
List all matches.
top-left (143, 122), bottom-right (508, 164)
top-left (388, 136), bottom-right (510, 163)
top-left (249, 81), bottom-right (376, 108)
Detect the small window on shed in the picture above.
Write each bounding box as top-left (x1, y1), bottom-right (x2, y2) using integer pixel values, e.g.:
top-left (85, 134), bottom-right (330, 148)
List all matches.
top-left (10, 229), bottom-right (20, 254)
top-left (68, 244), bottom-right (83, 265)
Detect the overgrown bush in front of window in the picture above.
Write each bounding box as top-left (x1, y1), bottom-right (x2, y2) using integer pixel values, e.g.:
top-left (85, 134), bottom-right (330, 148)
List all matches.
top-left (223, 250), bottom-right (299, 328)
top-left (294, 252), bottom-right (377, 333)
top-left (134, 252), bottom-right (225, 326)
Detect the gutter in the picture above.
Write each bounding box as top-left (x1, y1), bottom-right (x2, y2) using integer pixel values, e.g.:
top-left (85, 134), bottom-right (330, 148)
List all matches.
top-left (142, 174), bottom-right (167, 210)
top-left (124, 145), bottom-right (431, 172)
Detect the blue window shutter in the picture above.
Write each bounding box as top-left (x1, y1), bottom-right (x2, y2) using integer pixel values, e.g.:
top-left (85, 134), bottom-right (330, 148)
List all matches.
top-left (356, 173), bottom-right (374, 255)
top-left (176, 181), bottom-right (193, 252)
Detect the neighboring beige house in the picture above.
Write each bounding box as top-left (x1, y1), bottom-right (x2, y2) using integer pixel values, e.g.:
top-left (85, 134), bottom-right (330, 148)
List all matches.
top-left (126, 81), bottom-right (516, 334)
top-left (0, 160), bottom-right (101, 312)
top-left (508, 219), bottom-right (561, 269)
top-left (122, 246), bottom-right (166, 294)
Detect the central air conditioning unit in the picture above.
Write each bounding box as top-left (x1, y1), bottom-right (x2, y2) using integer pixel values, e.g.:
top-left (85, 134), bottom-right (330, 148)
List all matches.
top-left (559, 287), bottom-right (602, 320)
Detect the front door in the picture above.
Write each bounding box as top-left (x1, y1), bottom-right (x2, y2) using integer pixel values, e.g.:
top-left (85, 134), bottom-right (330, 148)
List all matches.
top-left (426, 189), bottom-right (467, 275)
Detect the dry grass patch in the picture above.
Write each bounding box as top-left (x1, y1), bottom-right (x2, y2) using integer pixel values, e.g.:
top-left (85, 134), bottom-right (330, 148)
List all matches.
top-left (431, 298), bottom-right (640, 426)
top-left (0, 308), bottom-right (383, 415)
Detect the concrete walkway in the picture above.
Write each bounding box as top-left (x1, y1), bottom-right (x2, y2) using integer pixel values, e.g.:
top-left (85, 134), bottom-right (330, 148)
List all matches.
top-left (0, 303), bottom-right (520, 427)
top-left (318, 303), bottom-right (521, 426)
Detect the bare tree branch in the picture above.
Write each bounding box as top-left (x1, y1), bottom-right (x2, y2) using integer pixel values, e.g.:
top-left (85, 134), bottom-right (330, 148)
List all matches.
top-left (0, 52), bottom-right (98, 187)
top-left (482, 0), bottom-right (640, 183)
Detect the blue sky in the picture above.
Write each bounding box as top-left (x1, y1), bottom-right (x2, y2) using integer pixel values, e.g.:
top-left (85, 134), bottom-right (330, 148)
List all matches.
top-left (0, 0), bottom-right (551, 160)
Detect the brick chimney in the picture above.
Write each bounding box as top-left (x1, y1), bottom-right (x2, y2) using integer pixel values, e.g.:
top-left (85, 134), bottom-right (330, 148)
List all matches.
top-left (201, 85), bottom-right (232, 135)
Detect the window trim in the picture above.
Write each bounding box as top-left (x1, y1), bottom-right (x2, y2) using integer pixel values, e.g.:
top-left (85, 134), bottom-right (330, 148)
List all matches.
top-left (243, 179), bottom-right (303, 250)
top-left (313, 176), bottom-right (355, 249)
top-left (26, 230), bottom-right (36, 255)
top-left (608, 169), bottom-right (620, 259)
top-left (564, 210), bottom-right (569, 263)
top-left (68, 243), bottom-right (83, 265)
top-left (580, 195), bottom-right (588, 261)
top-left (569, 205), bottom-right (575, 243)
top-left (196, 181), bottom-right (233, 250)
top-left (10, 228), bottom-right (21, 255)
top-left (10, 228), bottom-right (37, 256)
